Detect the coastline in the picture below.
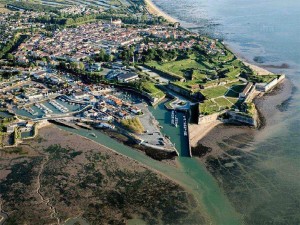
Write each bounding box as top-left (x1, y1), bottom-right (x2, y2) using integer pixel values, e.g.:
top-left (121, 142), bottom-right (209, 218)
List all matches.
top-left (143, 1), bottom-right (292, 148)
top-left (0, 125), bottom-right (205, 225)
top-left (192, 77), bottom-right (293, 161)
top-left (143, 1), bottom-right (275, 77)
top-left (144, 0), bottom-right (178, 23)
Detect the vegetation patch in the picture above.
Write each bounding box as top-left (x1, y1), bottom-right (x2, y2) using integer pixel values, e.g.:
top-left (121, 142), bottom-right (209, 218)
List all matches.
top-left (201, 86), bottom-right (228, 99)
top-left (121, 117), bottom-right (144, 134)
top-left (214, 97), bottom-right (233, 109)
top-left (200, 100), bottom-right (219, 115)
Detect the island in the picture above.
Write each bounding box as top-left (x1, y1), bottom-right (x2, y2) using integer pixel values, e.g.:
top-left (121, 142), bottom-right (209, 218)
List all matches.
top-left (0, 0), bottom-right (288, 224)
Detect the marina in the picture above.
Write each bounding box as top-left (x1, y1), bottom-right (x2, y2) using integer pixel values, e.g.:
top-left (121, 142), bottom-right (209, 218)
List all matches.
top-left (35, 103), bottom-right (53, 114)
top-left (170, 110), bottom-right (178, 127)
top-left (183, 115), bottom-right (188, 137)
top-left (49, 100), bottom-right (69, 113)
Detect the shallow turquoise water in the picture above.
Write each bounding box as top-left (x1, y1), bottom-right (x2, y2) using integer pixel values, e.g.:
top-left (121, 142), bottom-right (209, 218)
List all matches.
top-left (59, 100), bottom-right (242, 225)
top-left (151, 0), bottom-right (300, 224)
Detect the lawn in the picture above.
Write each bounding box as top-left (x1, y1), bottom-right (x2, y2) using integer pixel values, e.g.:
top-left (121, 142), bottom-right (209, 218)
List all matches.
top-left (224, 81), bottom-right (244, 87)
top-left (201, 86), bottom-right (228, 99)
top-left (225, 68), bottom-right (241, 78)
top-left (173, 79), bottom-right (204, 92)
top-left (141, 82), bottom-right (165, 99)
top-left (249, 74), bottom-right (278, 83)
top-left (199, 100), bottom-right (219, 115)
top-left (214, 97), bottom-right (233, 109)
top-left (146, 54), bottom-right (211, 80)
top-left (226, 97), bottom-right (240, 107)
top-left (200, 96), bottom-right (240, 115)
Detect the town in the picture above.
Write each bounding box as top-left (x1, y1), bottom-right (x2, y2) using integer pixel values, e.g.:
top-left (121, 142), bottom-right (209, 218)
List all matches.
top-left (0, 1), bottom-right (283, 157)
top-left (0, 1), bottom-right (293, 225)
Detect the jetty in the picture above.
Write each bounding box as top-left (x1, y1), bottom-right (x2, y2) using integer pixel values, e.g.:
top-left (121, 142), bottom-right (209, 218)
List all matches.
top-left (76, 122), bottom-right (92, 130)
top-left (48, 119), bottom-right (78, 129)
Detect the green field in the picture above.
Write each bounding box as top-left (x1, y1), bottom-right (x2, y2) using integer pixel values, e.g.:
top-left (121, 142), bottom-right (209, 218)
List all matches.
top-left (201, 86), bottom-right (228, 99)
top-left (249, 74), bottom-right (278, 83)
top-left (140, 82), bottom-right (165, 99)
top-left (199, 100), bottom-right (219, 115)
top-left (199, 84), bottom-right (243, 115)
top-left (146, 54), bottom-right (214, 81)
top-left (200, 96), bottom-right (240, 115)
top-left (214, 97), bottom-right (233, 109)
top-left (144, 46), bottom-right (250, 101)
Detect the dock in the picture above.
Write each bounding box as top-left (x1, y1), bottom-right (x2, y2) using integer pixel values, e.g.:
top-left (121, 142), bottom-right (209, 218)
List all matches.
top-left (48, 119), bottom-right (78, 129)
top-left (76, 122), bottom-right (92, 130)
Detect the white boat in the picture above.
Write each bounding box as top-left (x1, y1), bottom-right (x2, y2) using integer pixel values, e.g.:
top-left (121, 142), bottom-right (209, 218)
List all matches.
top-left (171, 110), bottom-right (175, 125)
top-left (89, 133), bottom-right (97, 137)
top-left (174, 115), bottom-right (178, 127)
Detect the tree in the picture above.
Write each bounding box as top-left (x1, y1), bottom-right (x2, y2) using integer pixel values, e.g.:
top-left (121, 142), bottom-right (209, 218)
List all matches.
top-left (78, 62), bottom-right (85, 71)
top-left (6, 53), bottom-right (14, 61)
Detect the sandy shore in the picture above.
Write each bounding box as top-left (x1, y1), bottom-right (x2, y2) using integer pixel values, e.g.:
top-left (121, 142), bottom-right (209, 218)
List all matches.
top-left (189, 121), bottom-right (222, 147)
top-left (243, 61), bottom-right (274, 75)
top-left (144, 0), bottom-right (178, 23)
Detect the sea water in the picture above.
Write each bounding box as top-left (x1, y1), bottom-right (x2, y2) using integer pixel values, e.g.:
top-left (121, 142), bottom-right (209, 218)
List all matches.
top-left (152, 0), bottom-right (300, 224)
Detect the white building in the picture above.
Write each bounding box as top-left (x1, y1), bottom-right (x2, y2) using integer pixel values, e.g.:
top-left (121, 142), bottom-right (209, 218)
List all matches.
top-left (117, 72), bottom-right (139, 83)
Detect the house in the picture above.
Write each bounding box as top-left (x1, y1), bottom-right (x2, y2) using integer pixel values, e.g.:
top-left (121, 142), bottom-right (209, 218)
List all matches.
top-left (112, 62), bottom-right (126, 70)
top-left (95, 122), bottom-right (115, 129)
top-left (111, 19), bottom-right (122, 27)
top-left (106, 96), bottom-right (122, 106)
top-left (73, 91), bottom-right (89, 100)
top-left (98, 115), bottom-right (113, 121)
top-left (117, 72), bottom-right (139, 83)
top-left (130, 107), bottom-right (142, 114)
top-left (118, 111), bottom-right (130, 119)
top-left (23, 93), bottom-right (44, 100)
top-left (32, 71), bottom-right (46, 80)
top-left (89, 63), bottom-right (102, 72)
top-left (7, 124), bottom-right (18, 133)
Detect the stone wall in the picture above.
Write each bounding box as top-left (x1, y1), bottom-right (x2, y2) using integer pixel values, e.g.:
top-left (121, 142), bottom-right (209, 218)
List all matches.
top-left (227, 111), bottom-right (257, 127)
top-left (198, 112), bottom-right (222, 124)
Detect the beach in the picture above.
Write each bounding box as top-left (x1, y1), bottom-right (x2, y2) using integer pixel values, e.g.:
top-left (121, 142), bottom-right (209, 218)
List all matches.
top-left (144, 0), bottom-right (178, 23)
top-left (243, 62), bottom-right (274, 76)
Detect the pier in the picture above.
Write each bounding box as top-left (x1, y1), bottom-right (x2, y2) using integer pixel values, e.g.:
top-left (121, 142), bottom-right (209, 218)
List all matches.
top-left (35, 103), bottom-right (53, 114)
top-left (49, 100), bottom-right (69, 113)
top-left (170, 109), bottom-right (192, 157)
top-left (181, 112), bottom-right (192, 157)
top-left (48, 119), bottom-right (78, 129)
